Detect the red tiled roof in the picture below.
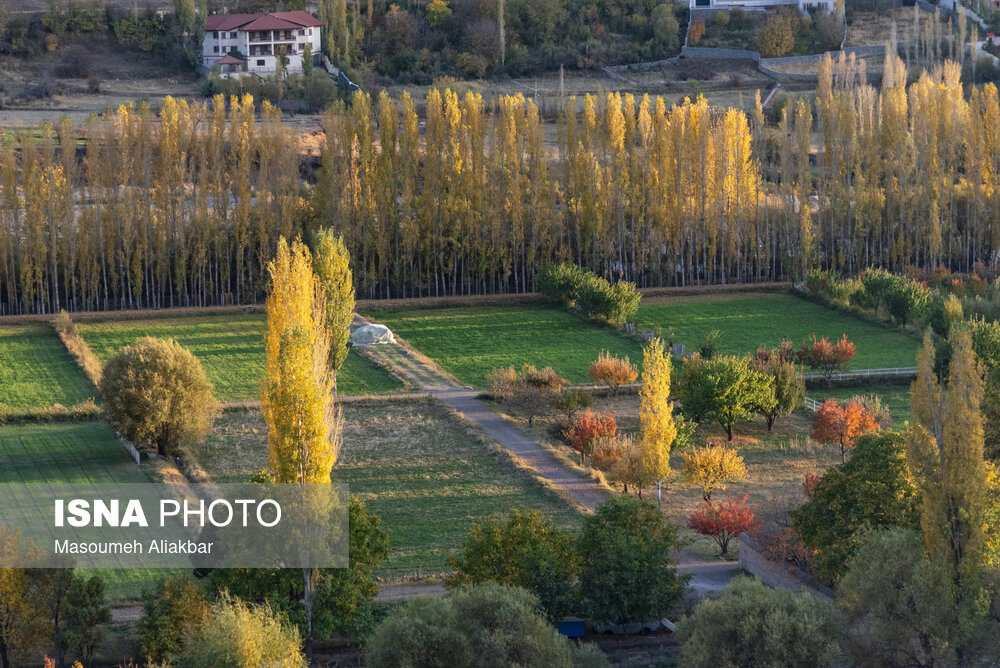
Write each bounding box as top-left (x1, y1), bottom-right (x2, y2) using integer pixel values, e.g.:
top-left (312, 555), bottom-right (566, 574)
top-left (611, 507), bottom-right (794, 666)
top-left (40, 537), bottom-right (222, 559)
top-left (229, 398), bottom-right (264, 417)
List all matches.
top-left (205, 11), bottom-right (322, 32)
top-left (216, 55), bottom-right (243, 65)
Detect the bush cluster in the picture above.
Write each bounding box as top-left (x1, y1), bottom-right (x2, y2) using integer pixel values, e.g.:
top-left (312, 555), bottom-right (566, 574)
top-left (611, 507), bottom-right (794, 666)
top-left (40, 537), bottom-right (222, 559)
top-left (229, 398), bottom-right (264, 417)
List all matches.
top-left (537, 263), bottom-right (640, 325)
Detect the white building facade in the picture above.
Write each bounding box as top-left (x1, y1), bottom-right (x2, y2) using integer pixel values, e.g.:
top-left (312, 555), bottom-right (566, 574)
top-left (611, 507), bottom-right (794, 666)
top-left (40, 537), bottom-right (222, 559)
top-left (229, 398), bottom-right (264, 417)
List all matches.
top-left (689, 0), bottom-right (835, 14)
top-left (203, 11), bottom-right (323, 76)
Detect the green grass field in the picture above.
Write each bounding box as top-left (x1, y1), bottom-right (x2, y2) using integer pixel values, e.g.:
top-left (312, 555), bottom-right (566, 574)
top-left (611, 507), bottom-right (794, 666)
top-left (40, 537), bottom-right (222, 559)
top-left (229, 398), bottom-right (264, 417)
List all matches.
top-left (192, 401), bottom-right (582, 578)
top-left (78, 314), bottom-right (403, 400)
top-left (0, 421), bottom-right (166, 602)
top-left (362, 304), bottom-right (645, 387)
top-left (0, 325), bottom-right (98, 409)
top-left (808, 383), bottom-right (914, 425)
top-left (635, 292), bottom-right (921, 369)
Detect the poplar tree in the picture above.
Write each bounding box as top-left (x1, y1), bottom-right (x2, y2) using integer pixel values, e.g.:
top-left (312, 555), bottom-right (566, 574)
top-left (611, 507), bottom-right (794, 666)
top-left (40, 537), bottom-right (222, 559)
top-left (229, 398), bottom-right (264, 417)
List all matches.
top-left (312, 228), bottom-right (354, 375)
top-left (639, 337), bottom-right (677, 508)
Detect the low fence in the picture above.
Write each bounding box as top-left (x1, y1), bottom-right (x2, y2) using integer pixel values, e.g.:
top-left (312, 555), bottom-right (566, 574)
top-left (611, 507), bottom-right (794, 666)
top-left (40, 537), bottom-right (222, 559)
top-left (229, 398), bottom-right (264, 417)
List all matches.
top-left (804, 396), bottom-right (823, 412)
top-left (801, 366), bottom-right (917, 382)
top-left (118, 434), bottom-right (142, 466)
top-left (739, 532), bottom-right (834, 600)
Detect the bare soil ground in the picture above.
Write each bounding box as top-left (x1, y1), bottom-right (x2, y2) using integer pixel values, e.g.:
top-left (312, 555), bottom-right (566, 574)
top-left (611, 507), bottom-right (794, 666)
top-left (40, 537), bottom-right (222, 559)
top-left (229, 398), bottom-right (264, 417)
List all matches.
top-left (845, 5), bottom-right (957, 47)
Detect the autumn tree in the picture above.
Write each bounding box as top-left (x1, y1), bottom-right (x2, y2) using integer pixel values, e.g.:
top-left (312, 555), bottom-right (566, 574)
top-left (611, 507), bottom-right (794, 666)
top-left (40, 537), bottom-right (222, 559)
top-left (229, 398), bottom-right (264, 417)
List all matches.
top-left (908, 330), bottom-right (989, 588)
top-left (312, 229), bottom-right (355, 375)
top-left (560, 409), bottom-right (617, 465)
top-left (100, 337), bottom-right (218, 457)
top-left (138, 575), bottom-right (212, 664)
top-left (756, 12), bottom-right (794, 57)
top-left (635, 338), bottom-right (678, 497)
top-left (183, 595), bottom-right (306, 668)
top-left (487, 364), bottom-right (567, 425)
top-left (0, 529), bottom-right (50, 668)
top-left (260, 236), bottom-right (341, 657)
top-left (798, 334), bottom-right (856, 381)
top-left (680, 444), bottom-right (748, 501)
top-left (811, 399), bottom-right (880, 463)
top-left (688, 494), bottom-right (758, 555)
top-left (588, 351), bottom-right (638, 395)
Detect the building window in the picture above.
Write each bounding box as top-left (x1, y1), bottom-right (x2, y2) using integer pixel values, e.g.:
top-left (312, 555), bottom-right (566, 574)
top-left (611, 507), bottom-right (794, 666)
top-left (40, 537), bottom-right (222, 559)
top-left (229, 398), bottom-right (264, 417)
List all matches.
top-left (298, 29), bottom-right (305, 35)
top-left (307, 29), bottom-right (312, 35)
top-left (213, 31), bottom-right (219, 38)
top-left (257, 59), bottom-right (265, 66)
top-left (213, 45), bottom-right (219, 52)
top-left (230, 31), bottom-right (237, 38)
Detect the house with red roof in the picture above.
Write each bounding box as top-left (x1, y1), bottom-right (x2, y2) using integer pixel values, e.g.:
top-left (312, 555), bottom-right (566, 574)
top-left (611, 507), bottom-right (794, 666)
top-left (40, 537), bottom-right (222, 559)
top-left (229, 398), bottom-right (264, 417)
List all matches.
top-left (203, 11), bottom-right (323, 76)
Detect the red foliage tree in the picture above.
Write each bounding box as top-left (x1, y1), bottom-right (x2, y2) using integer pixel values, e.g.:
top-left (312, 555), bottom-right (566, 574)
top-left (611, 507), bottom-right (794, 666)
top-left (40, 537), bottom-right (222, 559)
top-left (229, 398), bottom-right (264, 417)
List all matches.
top-left (803, 472), bottom-right (819, 498)
top-left (797, 334), bottom-right (856, 381)
top-left (687, 494), bottom-right (758, 555)
top-left (561, 409), bottom-right (618, 464)
top-left (811, 399), bottom-right (879, 463)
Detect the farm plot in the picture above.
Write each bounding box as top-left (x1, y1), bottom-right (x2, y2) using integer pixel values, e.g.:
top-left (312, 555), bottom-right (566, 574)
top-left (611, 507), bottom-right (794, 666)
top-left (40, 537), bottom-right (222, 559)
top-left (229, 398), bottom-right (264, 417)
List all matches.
top-left (0, 325), bottom-right (98, 409)
top-left (362, 304), bottom-right (645, 387)
top-left (635, 292), bottom-right (921, 369)
top-left (0, 421), bottom-right (164, 602)
top-left (78, 314), bottom-right (403, 401)
top-left (191, 400), bottom-right (582, 578)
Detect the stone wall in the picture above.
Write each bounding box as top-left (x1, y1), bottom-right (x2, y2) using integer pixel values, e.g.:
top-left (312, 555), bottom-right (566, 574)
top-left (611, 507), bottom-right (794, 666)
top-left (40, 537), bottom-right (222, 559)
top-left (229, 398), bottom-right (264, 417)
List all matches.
top-left (739, 532), bottom-right (834, 600)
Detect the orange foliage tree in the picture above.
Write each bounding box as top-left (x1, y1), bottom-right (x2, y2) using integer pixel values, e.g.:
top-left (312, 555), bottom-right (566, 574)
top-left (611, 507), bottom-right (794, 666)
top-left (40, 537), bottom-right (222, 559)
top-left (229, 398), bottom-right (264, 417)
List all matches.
top-left (811, 399), bottom-right (879, 462)
top-left (687, 494), bottom-right (758, 555)
top-left (588, 350), bottom-right (639, 395)
top-left (561, 409), bottom-right (618, 464)
top-left (798, 334), bottom-right (856, 381)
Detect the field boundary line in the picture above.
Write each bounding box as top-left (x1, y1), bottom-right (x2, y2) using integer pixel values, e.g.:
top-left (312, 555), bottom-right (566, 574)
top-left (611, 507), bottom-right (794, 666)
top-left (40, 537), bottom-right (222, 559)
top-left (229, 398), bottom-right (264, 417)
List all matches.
top-left (801, 366), bottom-right (917, 381)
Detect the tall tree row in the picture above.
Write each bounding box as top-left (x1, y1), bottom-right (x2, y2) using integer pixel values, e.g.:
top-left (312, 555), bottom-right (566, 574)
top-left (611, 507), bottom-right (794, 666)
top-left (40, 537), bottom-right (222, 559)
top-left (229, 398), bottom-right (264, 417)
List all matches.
top-left (0, 94), bottom-right (301, 314)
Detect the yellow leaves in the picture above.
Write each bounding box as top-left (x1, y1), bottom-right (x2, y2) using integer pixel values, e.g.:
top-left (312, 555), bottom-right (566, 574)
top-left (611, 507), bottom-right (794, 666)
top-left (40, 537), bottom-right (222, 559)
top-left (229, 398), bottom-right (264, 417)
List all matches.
top-left (680, 444), bottom-right (748, 501)
top-left (639, 337), bottom-right (676, 482)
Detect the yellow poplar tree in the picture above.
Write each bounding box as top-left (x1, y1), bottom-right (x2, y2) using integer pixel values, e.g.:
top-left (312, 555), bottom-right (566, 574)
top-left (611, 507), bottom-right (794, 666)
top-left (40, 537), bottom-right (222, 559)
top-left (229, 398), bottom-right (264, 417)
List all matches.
top-left (908, 330), bottom-right (988, 586)
top-left (312, 228), bottom-right (355, 375)
top-left (639, 337), bottom-right (677, 506)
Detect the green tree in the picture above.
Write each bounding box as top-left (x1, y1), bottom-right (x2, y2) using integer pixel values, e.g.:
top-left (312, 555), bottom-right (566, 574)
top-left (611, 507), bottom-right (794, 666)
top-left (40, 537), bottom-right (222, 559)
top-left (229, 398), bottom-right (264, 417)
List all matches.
top-left (578, 495), bottom-right (685, 625)
top-left (368, 583), bottom-right (608, 668)
top-left (792, 432), bottom-right (921, 583)
top-left (676, 355), bottom-right (775, 441)
top-left (928, 293), bottom-right (963, 337)
top-left (884, 278), bottom-right (931, 326)
top-left (312, 228), bottom-right (355, 374)
top-left (448, 508), bottom-right (578, 623)
top-left (651, 4), bottom-right (680, 50)
top-left (184, 595), bottom-right (306, 668)
top-left (0, 529), bottom-right (50, 668)
top-left (537, 263), bottom-right (589, 305)
top-left (836, 528), bottom-right (972, 667)
top-left (678, 576), bottom-right (844, 668)
top-left (137, 575), bottom-right (212, 664)
top-left (56, 575), bottom-right (111, 667)
top-left (99, 336), bottom-right (218, 456)
top-left (757, 355), bottom-right (804, 430)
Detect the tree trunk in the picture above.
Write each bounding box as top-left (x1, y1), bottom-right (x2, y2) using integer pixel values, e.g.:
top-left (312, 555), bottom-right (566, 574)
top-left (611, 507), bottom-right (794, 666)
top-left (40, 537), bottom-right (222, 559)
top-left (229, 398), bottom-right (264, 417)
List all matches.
top-left (303, 566), bottom-right (313, 660)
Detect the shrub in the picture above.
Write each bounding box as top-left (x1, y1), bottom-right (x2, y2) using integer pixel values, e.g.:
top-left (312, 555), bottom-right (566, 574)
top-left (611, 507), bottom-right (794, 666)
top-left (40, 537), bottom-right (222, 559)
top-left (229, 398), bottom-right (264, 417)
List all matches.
top-left (560, 409), bottom-right (618, 464)
top-left (688, 21), bottom-right (706, 44)
top-left (448, 508), bottom-right (578, 622)
top-left (69, 398), bottom-right (100, 421)
top-left (553, 390), bottom-right (594, 419)
top-left (756, 354), bottom-right (803, 430)
top-left (680, 444), bottom-right (748, 501)
top-left (588, 350), bottom-right (638, 394)
top-left (713, 10), bottom-right (730, 25)
top-left (687, 494), bottom-right (757, 555)
top-left (368, 583), bottom-right (608, 668)
top-left (536, 263), bottom-right (589, 305)
top-left (699, 329), bottom-right (721, 359)
top-left (184, 595), bottom-right (306, 668)
top-left (678, 576), bottom-right (844, 667)
top-left (99, 336), bottom-right (219, 457)
top-left (576, 274), bottom-right (640, 324)
top-left (578, 495), bottom-right (685, 625)
top-left (55, 44), bottom-right (92, 78)
top-left (756, 13), bottom-right (794, 57)
top-left (487, 364), bottom-right (567, 425)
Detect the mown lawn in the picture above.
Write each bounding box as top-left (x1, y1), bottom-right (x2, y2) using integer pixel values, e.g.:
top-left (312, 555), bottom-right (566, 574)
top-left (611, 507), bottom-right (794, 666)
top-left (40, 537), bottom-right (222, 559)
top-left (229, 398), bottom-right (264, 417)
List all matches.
top-left (78, 314), bottom-right (403, 401)
top-left (0, 325), bottom-right (98, 409)
top-left (0, 421), bottom-right (165, 602)
top-left (635, 292), bottom-right (921, 370)
top-left (192, 400), bottom-right (583, 579)
top-left (808, 382), bottom-right (914, 425)
top-left (362, 304), bottom-right (645, 387)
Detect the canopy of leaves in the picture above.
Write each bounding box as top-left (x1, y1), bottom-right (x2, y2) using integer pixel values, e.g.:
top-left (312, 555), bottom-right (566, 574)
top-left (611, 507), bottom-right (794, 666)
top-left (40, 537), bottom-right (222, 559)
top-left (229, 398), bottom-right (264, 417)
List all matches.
top-left (678, 575), bottom-right (844, 668)
top-left (578, 495), bottom-right (685, 625)
top-left (367, 583), bottom-right (608, 668)
top-left (792, 432), bottom-right (920, 584)
top-left (560, 409), bottom-right (618, 465)
top-left (184, 595), bottom-right (306, 668)
top-left (99, 336), bottom-right (218, 456)
top-left (588, 350), bottom-right (638, 394)
top-left (687, 494), bottom-right (757, 555)
top-left (680, 444), bottom-right (748, 501)
top-left (448, 508), bottom-right (578, 622)
top-left (811, 398), bottom-right (880, 463)
top-left (676, 354), bottom-right (775, 440)
top-left (138, 575), bottom-right (212, 664)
